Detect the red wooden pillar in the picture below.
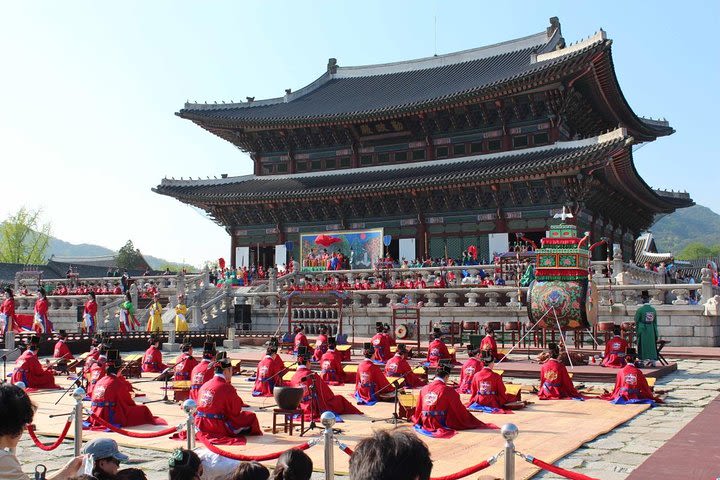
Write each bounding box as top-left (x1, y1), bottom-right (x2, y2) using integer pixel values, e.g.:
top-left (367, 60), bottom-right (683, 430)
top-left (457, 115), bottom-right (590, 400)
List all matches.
top-left (416, 218), bottom-right (427, 259)
top-left (230, 233), bottom-right (238, 268)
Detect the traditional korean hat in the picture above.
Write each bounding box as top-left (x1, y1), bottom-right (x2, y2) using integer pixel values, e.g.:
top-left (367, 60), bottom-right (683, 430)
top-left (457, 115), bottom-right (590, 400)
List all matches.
top-left (214, 351), bottom-right (231, 371)
top-left (625, 347), bottom-right (637, 360)
top-left (297, 345), bottom-right (308, 357)
top-left (327, 336), bottom-right (337, 348)
top-left (106, 349), bottom-right (122, 368)
top-left (319, 324), bottom-right (328, 333)
top-left (149, 334), bottom-right (161, 345)
top-left (58, 329), bottom-right (68, 339)
top-left (375, 321), bottom-right (384, 332)
top-left (432, 327), bottom-right (442, 339)
top-left (30, 335), bottom-right (41, 345)
top-left (202, 340), bottom-right (216, 355)
top-left (481, 349), bottom-right (494, 364)
top-left (181, 336), bottom-right (192, 352)
top-left (396, 343), bottom-right (407, 354)
top-left (383, 323), bottom-right (391, 332)
top-left (436, 361), bottom-right (453, 377)
top-left (362, 342), bottom-right (374, 357)
top-left (269, 337), bottom-right (279, 347)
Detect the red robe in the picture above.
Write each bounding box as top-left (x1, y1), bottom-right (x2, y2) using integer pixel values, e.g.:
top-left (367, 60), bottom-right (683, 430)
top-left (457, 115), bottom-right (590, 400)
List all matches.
top-left (385, 332), bottom-right (396, 347)
top-left (412, 379), bottom-right (497, 438)
top-left (319, 349), bottom-right (345, 385)
top-left (141, 345), bottom-right (168, 373)
top-left (427, 339), bottom-right (451, 367)
top-left (195, 374), bottom-right (261, 444)
top-left (88, 373), bottom-right (166, 428)
top-left (457, 357), bottom-right (484, 394)
top-left (600, 364), bottom-right (658, 404)
top-left (354, 359), bottom-right (391, 405)
top-left (601, 336), bottom-right (628, 368)
top-left (189, 359), bottom-right (215, 401)
top-left (11, 350), bottom-right (58, 389)
top-left (480, 335), bottom-right (500, 361)
top-left (371, 332), bottom-right (392, 362)
top-left (53, 339), bottom-right (74, 361)
top-left (385, 354), bottom-right (426, 388)
top-left (312, 334), bottom-right (328, 362)
top-left (83, 347), bottom-right (101, 375)
top-left (289, 367), bottom-right (362, 420)
top-left (467, 367), bottom-right (516, 412)
top-left (86, 362), bottom-right (107, 398)
top-left (252, 355), bottom-right (283, 397)
top-left (1, 298), bottom-right (19, 333)
top-left (538, 358), bottom-right (581, 400)
top-left (173, 353), bottom-right (199, 382)
top-left (34, 298), bottom-right (52, 333)
top-left (294, 332), bottom-right (312, 356)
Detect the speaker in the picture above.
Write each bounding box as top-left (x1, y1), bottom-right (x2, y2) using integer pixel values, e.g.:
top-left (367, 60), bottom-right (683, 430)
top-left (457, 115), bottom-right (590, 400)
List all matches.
top-left (234, 304), bottom-right (252, 331)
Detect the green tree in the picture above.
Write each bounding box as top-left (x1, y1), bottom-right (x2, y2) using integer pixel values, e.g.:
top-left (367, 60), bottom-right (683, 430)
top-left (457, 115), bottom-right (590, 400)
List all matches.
top-left (0, 207), bottom-right (51, 264)
top-left (677, 242), bottom-right (720, 260)
top-left (115, 240), bottom-right (145, 269)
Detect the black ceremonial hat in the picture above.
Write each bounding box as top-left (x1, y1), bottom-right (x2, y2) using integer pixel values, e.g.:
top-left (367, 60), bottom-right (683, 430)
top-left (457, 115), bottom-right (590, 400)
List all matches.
top-left (203, 341), bottom-right (216, 354)
top-left (59, 329), bottom-right (68, 337)
top-left (215, 351), bottom-right (231, 370)
top-left (30, 335), bottom-right (41, 345)
top-left (297, 345), bottom-right (308, 357)
top-left (625, 347), bottom-right (637, 358)
top-left (375, 321), bottom-right (384, 328)
top-left (480, 349), bottom-right (494, 364)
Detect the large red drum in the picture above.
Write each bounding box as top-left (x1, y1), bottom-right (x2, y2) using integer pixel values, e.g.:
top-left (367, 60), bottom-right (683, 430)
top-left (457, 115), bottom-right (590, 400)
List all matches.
top-left (527, 279), bottom-right (599, 330)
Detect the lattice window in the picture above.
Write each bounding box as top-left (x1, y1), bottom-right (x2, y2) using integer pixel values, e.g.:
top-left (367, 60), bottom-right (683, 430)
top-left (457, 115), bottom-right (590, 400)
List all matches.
top-left (429, 237), bottom-right (445, 259)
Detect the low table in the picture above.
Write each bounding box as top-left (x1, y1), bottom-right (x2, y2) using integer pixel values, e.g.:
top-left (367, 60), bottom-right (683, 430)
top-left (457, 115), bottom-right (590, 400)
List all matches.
top-left (272, 408), bottom-right (304, 436)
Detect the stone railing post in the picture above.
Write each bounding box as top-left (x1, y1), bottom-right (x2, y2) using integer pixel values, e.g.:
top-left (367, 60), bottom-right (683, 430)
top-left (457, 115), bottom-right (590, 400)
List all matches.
top-left (443, 292), bottom-right (459, 307)
top-left (612, 247), bottom-right (624, 284)
top-left (268, 293), bottom-right (278, 309)
top-left (506, 290), bottom-right (521, 308)
top-left (622, 290), bottom-right (639, 306)
top-left (269, 268), bottom-right (277, 292)
top-left (130, 283), bottom-right (138, 308)
top-left (647, 289), bottom-right (665, 305)
top-left (484, 291), bottom-right (500, 307)
top-left (351, 293), bottom-right (362, 308)
top-left (368, 294), bottom-right (381, 308)
top-left (202, 266), bottom-right (210, 288)
top-left (177, 272), bottom-right (186, 296)
top-left (425, 292), bottom-right (439, 307)
top-left (464, 292), bottom-right (478, 307)
top-left (386, 293), bottom-right (399, 306)
top-left (701, 268), bottom-right (713, 304)
top-left (671, 288), bottom-right (690, 305)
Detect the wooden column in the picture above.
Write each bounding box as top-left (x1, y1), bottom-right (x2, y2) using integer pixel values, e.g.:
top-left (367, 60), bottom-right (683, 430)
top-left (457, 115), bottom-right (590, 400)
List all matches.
top-left (416, 217), bottom-right (427, 259)
top-left (252, 154), bottom-right (261, 176)
top-left (288, 151), bottom-right (296, 174)
top-left (230, 233), bottom-right (238, 268)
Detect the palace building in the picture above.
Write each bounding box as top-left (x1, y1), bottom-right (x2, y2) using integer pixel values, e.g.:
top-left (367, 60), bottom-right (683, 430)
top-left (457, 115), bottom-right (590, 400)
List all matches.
top-left (154, 17), bottom-right (692, 268)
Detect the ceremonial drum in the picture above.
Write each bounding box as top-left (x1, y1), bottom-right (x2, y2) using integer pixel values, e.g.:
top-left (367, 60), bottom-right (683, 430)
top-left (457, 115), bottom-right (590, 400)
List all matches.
top-left (527, 279), bottom-right (599, 330)
top-left (274, 386), bottom-right (304, 410)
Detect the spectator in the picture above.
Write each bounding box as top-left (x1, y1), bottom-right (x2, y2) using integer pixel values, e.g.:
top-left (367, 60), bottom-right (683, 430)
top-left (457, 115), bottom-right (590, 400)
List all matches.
top-left (169, 449), bottom-right (202, 480)
top-left (83, 438), bottom-right (130, 480)
top-left (0, 383), bottom-right (82, 480)
top-left (349, 430), bottom-right (433, 480)
top-left (231, 461), bottom-right (269, 480)
top-left (115, 469), bottom-right (147, 480)
top-left (271, 449), bottom-right (312, 480)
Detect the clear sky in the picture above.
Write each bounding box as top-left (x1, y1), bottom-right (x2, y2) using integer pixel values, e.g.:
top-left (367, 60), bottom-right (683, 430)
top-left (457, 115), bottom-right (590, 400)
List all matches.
top-left (1, 1), bottom-right (718, 267)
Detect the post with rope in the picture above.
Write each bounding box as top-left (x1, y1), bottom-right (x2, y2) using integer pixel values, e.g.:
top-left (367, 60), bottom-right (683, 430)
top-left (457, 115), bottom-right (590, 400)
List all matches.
top-left (501, 423), bottom-right (518, 480)
top-left (72, 387), bottom-right (85, 456)
top-left (320, 411), bottom-right (336, 480)
top-left (183, 399), bottom-right (197, 450)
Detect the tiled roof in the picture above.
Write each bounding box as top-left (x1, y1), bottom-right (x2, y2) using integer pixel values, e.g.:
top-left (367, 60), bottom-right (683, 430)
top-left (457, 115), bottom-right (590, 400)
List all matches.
top-left (155, 130), bottom-right (631, 202)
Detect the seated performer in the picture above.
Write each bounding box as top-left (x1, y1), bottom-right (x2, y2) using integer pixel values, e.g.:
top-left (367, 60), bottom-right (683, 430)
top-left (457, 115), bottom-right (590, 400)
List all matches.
top-left (142, 335), bottom-right (168, 373)
top-left (467, 350), bottom-right (519, 413)
top-left (311, 325), bottom-right (329, 362)
top-left (195, 352), bottom-right (261, 444)
top-left (320, 337), bottom-right (345, 385)
top-left (538, 343), bottom-right (582, 400)
top-left (87, 350), bottom-right (166, 429)
top-left (290, 356), bottom-right (362, 421)
top-left (11, 336), bottom-right (59, 389)
top-left (480, 326), bottom-right (500, 361)
top-left (383, 323), bottom-right (396, 347)
top-left (601, 326), bottom-right (628, 368)
top-left (252, 347), bottom-right (284, 397)
top-left (173, 339), bottom-right (199, 382)
top-left (52, 329), bottom-right (74, 374)
top-left (86, 354), bottom-right (107, 398)
top-left (355, 344), bottom-right (393, 405)
top-left (412, 364), bottom-right (497, 438)
top-left (601, 348), bottom-right (660, 405)
top-left (457, 346), bottom-right (484, 394)
top-left (268, 338), bottom-right (285, 374)
top-left (370, 322), bottom-right (392, 363)
top-left (385, 344), bottom-right (425, 388)
top-left (426, 328), bottom-right (452, 367)
top-left (293, 324), bottom-right (312, 357)
top-left (190, 341), bottom-right (217, 401)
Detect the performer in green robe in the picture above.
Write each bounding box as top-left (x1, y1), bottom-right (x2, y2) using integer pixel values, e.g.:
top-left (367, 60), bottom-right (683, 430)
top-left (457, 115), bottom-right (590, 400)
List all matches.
top-left (634, 303), bottom-right (658, 362)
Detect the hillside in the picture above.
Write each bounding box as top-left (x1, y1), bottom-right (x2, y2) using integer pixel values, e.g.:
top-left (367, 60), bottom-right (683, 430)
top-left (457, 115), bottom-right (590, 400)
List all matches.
top-left (649, 204), bottom-right (720, 253)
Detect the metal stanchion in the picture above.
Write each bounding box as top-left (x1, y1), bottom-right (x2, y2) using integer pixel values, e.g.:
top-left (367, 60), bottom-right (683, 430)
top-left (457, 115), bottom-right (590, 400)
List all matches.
top-left (501, 423), bottom-right (518, 480)
top-left (72, 387), bottom-right (86, 456)
top-left (320, 411), bottom-right (336, 480)
top-left (183, 399), bottom-right (197, 450)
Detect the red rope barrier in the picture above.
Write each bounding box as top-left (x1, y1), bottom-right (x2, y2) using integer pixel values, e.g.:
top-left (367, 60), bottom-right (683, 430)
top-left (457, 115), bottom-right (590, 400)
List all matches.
top-left (26, 422), bottom-right (73, 451)
top-left (87, 413), bottom-right (180, 438)
top-left (198, 434), bottom-right (314, 461)
top-left (528, 456), bottom-right (599, 480)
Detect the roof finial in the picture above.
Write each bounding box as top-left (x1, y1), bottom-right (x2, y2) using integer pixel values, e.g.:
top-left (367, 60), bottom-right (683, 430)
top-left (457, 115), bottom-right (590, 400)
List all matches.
top-left (548, 16), bottom-right (565, 49)
top-left (285, 88), bottom-right (292, 95)
top-left (246, 96), bottom-right (255, 103)
top-left (327, 58), bottom-right (338, 74)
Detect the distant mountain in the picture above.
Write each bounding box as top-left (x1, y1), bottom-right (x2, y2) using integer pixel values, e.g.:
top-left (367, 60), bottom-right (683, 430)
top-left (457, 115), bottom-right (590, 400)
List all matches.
top-left (46, 236), bottom-right (194, 270)
top-left (649, 204), bottom-right (720, 253)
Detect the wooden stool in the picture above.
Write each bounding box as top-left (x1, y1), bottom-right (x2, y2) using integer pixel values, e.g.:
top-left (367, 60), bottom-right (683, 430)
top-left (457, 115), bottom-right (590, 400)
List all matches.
top-left (504, 322), bottom-right (521, 347)
top-left (621, 322), bottom-right (636, 347)
top-left (272, 408), bottom-right (304, 435)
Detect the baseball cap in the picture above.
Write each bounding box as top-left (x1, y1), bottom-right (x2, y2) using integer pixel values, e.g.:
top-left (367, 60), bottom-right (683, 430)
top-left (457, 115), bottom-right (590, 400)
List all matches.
top-left (83, 438), bottom-right (129, 462)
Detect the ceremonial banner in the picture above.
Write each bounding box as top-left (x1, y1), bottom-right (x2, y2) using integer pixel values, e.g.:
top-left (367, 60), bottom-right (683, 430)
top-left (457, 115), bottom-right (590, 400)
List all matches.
top-left (300, 228), bottom-right (383, 271)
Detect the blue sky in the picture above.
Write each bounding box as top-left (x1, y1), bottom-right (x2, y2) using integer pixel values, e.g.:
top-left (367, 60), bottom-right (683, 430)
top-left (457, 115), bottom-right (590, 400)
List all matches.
top-left (1, 1), bottom-right (717, 266)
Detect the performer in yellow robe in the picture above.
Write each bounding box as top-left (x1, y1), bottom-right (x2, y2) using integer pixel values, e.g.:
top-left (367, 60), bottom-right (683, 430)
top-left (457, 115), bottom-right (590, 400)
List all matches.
top-left (146, 293), bottom-right (164, 332)
top-left (175, 294), bottom-right (189, 332)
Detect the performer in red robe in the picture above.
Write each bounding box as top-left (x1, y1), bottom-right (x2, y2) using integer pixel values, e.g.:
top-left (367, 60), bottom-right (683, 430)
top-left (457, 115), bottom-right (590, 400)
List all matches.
top-left (83, 292), bottom-right (98, 335)
top-left (426, 329), bottom-right (452, 367)
top-left (87, 351), bottom-right (166, 429)
top-left (252, 347), bottom-right (284, 397)
top-left (190, 342), bottom-right (216, 401)
top-left (601, 348), bottom-right (659, 406)
top-left (52, 329), bottom-right (74, 374)
top-left (311, 325), bottom-right (329, 362)
top-left (293, 324), bottom-right (312, 357)
top-left (1, 287), bottom-right (19, 334)
top-left (141, 336), bottom-right (168, 373)
top-left (384, 344), bottom-right (426, 388)
top-left (354, 345), bottom-right (393, 405)
top-left (601, 326), bottom-right (628, 368)
top-left (290, 356), bottom-right (362, 421)
top-left (412, 366), bottom-right (497, 438)
top-left (538, 343), bottom-right (582, 400)
top-left (173, 341), bottom-right (199, 382)
top-left (319, 337), bottom-right (345, 385)
top-left (480, 327), bottom-right (500, 361)
top-left (457, 347), bottom-right (484, 394)
top-left (86, 355), bottom-right (107, 398)
top-left (11, 336), bottom-right (59, 389)
top-left (370, 322), bottom-right (392, 363)
top-left (467, 351), bottom-right (518, 413)
top-left (33, 288), bottom-right (53, 334)
top-left (383, 323), bottom-right (396, 347)
top-left (195, 354), bottom-right (261, 445)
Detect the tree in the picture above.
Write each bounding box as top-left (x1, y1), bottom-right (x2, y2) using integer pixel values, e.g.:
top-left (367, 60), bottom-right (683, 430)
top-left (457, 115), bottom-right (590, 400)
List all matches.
top-left (115, 240), bottom-right (145, 269)
top-left (677, 242), bottom-right (720, 261)
top-left (0, 207), bottom-right (51, 264)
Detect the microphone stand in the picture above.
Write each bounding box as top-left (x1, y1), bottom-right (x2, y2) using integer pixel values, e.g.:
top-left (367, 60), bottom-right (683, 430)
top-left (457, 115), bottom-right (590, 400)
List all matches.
top-left (54, 376), bottom-right (82, 405)
top-left (1, 347), bottom-right (23, 382)
top-left (300, 374), bottom-right (321, 436)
